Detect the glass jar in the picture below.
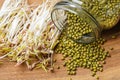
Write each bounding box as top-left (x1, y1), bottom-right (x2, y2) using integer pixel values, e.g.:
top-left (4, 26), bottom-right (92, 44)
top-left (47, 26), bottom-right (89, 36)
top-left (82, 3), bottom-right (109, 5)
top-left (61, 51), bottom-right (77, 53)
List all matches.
top-left (51, 0), bottom-right (120, 43)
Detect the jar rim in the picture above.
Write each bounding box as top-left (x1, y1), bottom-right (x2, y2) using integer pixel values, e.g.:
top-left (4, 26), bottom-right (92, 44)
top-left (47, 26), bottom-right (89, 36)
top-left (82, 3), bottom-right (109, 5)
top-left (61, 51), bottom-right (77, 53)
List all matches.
top-left (51, 0), bottom-right (101, 43)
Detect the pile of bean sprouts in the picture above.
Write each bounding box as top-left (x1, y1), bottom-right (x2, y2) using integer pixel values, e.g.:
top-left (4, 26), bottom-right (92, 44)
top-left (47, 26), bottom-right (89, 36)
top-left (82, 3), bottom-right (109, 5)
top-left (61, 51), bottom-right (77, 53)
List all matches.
top-left (0, 0), bottom-right (60, 71)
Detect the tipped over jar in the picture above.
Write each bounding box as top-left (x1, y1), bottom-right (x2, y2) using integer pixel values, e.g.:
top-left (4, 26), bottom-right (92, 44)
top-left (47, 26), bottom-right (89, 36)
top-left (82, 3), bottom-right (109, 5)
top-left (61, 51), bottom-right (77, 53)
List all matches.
top-left (51, 0), bottom-right (120, 43)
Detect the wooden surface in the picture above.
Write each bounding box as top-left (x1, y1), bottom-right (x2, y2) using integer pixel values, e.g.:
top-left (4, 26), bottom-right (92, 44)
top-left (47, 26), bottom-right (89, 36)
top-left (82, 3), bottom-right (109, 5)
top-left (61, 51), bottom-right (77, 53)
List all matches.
top-left (0, 0), bottom-right (120, 80)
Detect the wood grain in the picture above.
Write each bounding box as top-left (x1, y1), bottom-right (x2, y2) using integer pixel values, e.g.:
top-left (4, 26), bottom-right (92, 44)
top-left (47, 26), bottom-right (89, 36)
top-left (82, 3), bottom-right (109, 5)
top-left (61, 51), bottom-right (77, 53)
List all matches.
top-left (0, 0), bottom-right (120, 80)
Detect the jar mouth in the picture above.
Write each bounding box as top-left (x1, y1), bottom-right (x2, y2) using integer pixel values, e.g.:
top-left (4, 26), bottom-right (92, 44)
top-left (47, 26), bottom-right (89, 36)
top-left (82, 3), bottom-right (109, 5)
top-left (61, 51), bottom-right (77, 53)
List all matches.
top-left (51, 1), bottom-right (101, 43)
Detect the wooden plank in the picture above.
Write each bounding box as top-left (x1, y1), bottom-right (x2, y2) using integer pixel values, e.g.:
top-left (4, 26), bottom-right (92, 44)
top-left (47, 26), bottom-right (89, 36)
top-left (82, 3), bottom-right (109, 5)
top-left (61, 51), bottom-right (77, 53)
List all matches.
top-left (0, 0), bottom-right (120, 80)
top-left (0, 0), bottom-right (4, 7)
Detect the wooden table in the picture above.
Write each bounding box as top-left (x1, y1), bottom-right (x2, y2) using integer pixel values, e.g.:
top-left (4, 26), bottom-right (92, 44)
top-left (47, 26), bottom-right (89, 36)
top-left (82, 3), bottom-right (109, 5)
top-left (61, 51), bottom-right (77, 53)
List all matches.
top-left (0, 0), bottom-right (120, 80)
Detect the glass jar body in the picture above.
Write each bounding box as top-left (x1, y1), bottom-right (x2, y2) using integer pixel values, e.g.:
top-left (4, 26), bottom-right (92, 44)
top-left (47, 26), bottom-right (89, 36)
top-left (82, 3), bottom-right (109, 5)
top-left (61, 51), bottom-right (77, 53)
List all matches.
top-left (51, 0), bottom-right (120, 43)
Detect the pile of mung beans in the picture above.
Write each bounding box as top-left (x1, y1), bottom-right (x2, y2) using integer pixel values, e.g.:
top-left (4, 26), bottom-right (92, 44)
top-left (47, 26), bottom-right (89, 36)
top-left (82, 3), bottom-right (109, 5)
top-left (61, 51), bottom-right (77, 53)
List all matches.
top-left (66, 11), bottom-right (93, 41)
top-left (55, 11), bottom-right (111, 79)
